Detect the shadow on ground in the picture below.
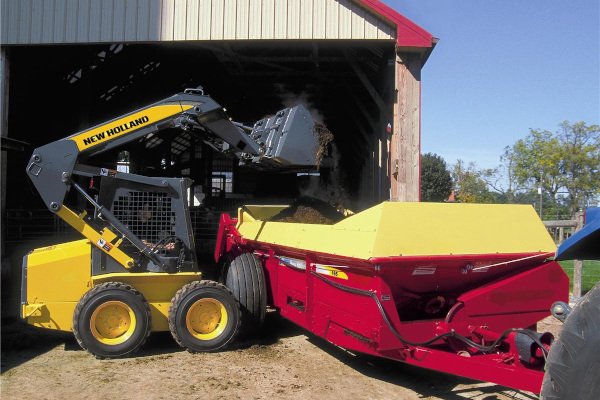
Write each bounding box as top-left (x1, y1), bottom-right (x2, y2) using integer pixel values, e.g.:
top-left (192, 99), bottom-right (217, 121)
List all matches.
top-left (1, 307), bottom-right (305, 372)
top-left (1, 317), bottom-right (77, 372)
top-left (305, 333), bottom-right (538, 400)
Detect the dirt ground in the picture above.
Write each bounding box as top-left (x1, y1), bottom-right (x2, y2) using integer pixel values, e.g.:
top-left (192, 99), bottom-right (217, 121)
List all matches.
top-left (1, 312), bottom-right (561, 400)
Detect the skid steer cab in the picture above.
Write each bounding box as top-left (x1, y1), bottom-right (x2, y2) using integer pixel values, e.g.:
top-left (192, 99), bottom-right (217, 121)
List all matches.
top-left (21, 87), bottom-right (321, 358)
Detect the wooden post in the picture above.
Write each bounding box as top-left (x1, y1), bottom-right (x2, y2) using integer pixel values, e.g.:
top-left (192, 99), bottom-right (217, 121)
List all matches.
top-left (558, 226), bottom-right (564, 244)
top-left (1, 48), bottom-right (9, 258)
top-left (392, 53), bottom-right (421, 202)
top-left (573, 260), bottom-right (583, 298)
top-left (572, 211), bottom-right (585, 298)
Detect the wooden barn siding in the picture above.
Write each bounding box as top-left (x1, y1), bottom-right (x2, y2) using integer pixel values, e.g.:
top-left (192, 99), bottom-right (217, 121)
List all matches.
top-left (1, 0), bottom-right (396, 44)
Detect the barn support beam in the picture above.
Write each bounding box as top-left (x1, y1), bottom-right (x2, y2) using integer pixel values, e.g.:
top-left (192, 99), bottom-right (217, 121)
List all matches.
top-left (1, 48), bottom-right (9, 257)
top-left (391, 52), bottom-right (421, 202)
top-left (342, 49), bottom-right (390, 119)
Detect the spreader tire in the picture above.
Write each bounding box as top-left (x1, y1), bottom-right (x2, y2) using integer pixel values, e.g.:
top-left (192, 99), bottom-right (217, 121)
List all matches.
top-left (226, 252), bottom-right (267, 336)
top-left (541, 282), bottom-right (600, 400)
top-left (73, 282), bottom-right (151, 359)
top-left (169, 280), bottom-right (240, 352)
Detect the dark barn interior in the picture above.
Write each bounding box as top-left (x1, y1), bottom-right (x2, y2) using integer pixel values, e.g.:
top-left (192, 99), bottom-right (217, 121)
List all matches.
top-left (2, 41), bottom-right (398, 313)
top-left (7, 41), bottom-right (395, 210)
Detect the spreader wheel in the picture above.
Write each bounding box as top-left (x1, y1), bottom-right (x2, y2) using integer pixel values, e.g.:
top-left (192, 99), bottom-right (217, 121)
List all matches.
top-left (168, 280), bottom-right (240, 352)
top-left (226, 252), bottom-right (267, 336)
top-left (73, 282), bottom-right (151, 359)
top-left (541, 282), bottom-right (600, 400)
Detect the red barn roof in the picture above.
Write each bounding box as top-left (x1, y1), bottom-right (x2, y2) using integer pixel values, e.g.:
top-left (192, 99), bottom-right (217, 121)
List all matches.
top-left (356, 0), bottom-right (435, 49)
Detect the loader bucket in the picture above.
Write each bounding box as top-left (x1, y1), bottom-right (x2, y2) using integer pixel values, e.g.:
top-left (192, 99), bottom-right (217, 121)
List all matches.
top-left (243, 104), bottom-right (322, 169)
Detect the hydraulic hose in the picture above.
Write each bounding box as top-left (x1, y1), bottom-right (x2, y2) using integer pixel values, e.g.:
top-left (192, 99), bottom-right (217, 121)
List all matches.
top-left (310, 271), bottom-right (548, 359)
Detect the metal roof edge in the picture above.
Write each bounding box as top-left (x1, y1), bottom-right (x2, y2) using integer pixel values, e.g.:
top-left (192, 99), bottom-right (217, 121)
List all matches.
top-left (354, 0), bottom-right (434, 49)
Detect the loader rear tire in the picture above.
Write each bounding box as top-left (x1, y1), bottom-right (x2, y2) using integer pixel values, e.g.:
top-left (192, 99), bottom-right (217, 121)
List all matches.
top-left (226, 252), bottom-right (267, 336)
top-left (540, 282), bottom-right (600, 400)
top-left (73, 282), bottom-right (151, 359)
top-left (169, 280), bottom-right (240, 352)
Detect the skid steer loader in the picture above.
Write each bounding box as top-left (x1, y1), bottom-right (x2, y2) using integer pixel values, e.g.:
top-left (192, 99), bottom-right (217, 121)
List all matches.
top-left (21, 87), bottom-right (321, 358)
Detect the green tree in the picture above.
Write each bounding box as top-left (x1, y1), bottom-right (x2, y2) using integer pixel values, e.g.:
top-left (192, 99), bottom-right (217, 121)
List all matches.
top-left (511, 129), bottom-right (562, 202)
top-left (558, 121), bottom-right (600, 216)
top-left (484, 146), bottom-right (527, 203)
top-left (421, 153), bottom-right (452, 202)
top-left (451, 160), bottom-right (497, 203)
top-left (508, 122), bottom-right (600, 217)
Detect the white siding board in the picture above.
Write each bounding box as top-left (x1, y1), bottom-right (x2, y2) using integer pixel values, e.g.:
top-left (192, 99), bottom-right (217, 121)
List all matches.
top-left (286, 0), bottom-right (300, 39)
top-left (350, 3), bottom-right (364, 39)
top-left (174, 0), bottom-right (187, 40)
top-left (185, 0), bottom-right (199, 40)
top-left (248, 0), bottom-right (261, 39)
top-left (89, 0), bottom-right (103, 42)
top-left (211, 0), bottom-right (224, 40)
top-left (65, 0), bottom-right (78, 42)
top-left (198, 0), bottom-right (211, 40)
top-left (223, 0), bottom-right (237, 40)
top-left (147, 0), bottom-right (162, 41)
top-left (273, 0), bottom-right (287, 39)
top-left (77, 0), bottom-right (91, 42)
top-left (160, 0), bottom-right (174, 40)
top-left (112, 0), bottom-right (126, 41)
top-left (31, 0), bottom-right (45, 43)
top-left (17, 0), bottom-right (31, 44)
top-left (338, 0), bottom-right (351, 39)
top-left (313, 0), bottom-right (326, 39)
top-left (1, 0), bottom-right (398, 44)
top-left (364, 8), bottom-right (378, 39)
top-left (325, 0), bottom-right (339, 39)
top-left (136, 0), bottom-right (148, 40)
top-left (42, 0), bottom-right (55, 43)
top-left (124, 0), bottom-right (138, 41)
top-left (236, 0), bottom-right (249, 40)
top-left (101, 0), bottom-right (114, 42)
top-left (1, 1), bottom-right (8, 44)
top-left (377, 17), bottom-right (392, 40)
top-left (299, 0), bottom-right (312, 39)
top-left (261, 0), bottom-right (274, 39)
top-left (54, 0), bottom-right (67, 43)
top-left (8, 0), bottom-right (21, 44)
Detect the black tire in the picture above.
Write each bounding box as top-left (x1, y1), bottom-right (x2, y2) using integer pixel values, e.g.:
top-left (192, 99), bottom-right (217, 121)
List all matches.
top-left (168, 280), bottom-right (240, 352)
top-left (73, 282), bottom-right (151, 359)
top-left (225, 252), bottom-right (267, 336)
top-left (541, 282), bottom-right (600, 400)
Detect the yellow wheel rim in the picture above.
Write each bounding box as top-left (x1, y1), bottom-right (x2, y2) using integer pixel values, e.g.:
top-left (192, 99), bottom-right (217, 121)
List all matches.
top-left (90, 301), bottom-right (136, 345)
top-left (186, 298), bottom-right (228, 340)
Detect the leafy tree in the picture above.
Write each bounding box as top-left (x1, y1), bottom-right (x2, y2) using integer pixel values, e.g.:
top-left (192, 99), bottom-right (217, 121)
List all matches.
top-left (484, 146), bottom-right (527, 203)
top-left (511, 129), bottom-right (562, 202)
top-left (558, 121), bottom-right (600, 216)
top-left (421, 153), bottom-right (452, 202)
top-left (451, 160), bottom-right (497, 203)
top-left (507, 122), bottom-right (600, 217)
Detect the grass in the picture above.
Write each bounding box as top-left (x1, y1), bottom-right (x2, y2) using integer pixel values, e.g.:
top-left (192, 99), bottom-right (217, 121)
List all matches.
top-left (558, 260), bottom-right (600, 295)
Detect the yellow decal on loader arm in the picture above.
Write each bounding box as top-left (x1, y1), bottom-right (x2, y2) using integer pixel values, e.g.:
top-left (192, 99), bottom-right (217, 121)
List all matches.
top-left (70, 104), bottom-right (193, 150)
top-left (57, 205), bottom-right (135, 268)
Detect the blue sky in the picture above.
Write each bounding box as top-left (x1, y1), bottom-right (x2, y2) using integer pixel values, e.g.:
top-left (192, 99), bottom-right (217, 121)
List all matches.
top-left (384, 0), bottom-right (600, 170)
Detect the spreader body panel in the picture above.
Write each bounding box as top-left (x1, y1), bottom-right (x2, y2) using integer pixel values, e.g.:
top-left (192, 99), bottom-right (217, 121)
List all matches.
top-left (236, 202), bottom-right (556, 260)
top-left (216, 202), bottom-right (569, 394)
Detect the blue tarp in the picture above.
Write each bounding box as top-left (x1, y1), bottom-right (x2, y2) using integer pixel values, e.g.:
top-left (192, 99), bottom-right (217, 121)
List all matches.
top-left (555, 207), bottom-right (600, 261)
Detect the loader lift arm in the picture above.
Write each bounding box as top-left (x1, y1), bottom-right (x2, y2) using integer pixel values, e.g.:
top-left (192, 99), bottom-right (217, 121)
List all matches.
top-left (26, 87), bottom-right (320, 272)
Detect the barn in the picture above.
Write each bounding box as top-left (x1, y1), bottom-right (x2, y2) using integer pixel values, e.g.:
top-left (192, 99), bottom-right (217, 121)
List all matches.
top-left (0, 0), bottom-right (435, 309)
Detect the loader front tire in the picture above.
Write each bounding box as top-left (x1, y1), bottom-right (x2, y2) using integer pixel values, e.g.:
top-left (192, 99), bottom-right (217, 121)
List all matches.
top-left (540, 282), bottom-right (600, 400)
top-left (226, 252), bottom-right (267, 336)
top-left (169, 280), bottom-right (240, 352)
top-left (73, 282), bottom-right (151, 359)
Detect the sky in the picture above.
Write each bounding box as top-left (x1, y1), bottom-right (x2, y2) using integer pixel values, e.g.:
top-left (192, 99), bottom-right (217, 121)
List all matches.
top-left (383, 0), bottom-right (600, 170)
